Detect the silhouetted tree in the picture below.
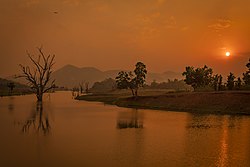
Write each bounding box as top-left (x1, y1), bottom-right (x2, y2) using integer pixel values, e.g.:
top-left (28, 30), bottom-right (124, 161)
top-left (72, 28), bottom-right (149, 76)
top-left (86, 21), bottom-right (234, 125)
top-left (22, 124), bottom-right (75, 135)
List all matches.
top-left (182, 65), bottom-right (213, 90)
top-left (90, 78), bottom-right (116, 92)
top-left (18, 47), bottom-right (55, 101)
top-left (116, 62), bottom-right (147, 97)
top-left (7, 82), bottom-right (15, 94)
top-left (218, 75), bottom-right (223, 91)
top-left (79, 81), bottom-right (84, 94)
top-left (235, 77), bottom-right (242, 90)
top-left (211, 74), bottom-right (219, 91)
top-left (243, 58), bottom-right (250, 86)
top-left (133, 62), bottom-right (147, 96)
top-left (227, 72), bottom-right (235, 90)
top-left (85, 82), bottom-right (89, 94)
top-left (116, 71), bottom-right (135, 96)
top-left (149, 79), bottom-right (192, 91)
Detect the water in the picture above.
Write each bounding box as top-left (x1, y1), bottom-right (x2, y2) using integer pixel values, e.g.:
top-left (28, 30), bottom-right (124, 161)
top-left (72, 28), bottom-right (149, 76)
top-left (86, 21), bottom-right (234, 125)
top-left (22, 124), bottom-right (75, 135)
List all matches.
top-left (0, 91), bottom-right (250, 167)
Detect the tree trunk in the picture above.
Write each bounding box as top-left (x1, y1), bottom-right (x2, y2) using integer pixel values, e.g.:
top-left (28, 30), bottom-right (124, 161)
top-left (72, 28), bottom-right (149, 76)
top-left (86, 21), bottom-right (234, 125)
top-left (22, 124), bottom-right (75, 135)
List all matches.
top-left (135, 89), bottom-right (138, 97)
top-left (37, 93), bottom-right (43, 101)
top-left (130, 89), bottom-right (135, 96)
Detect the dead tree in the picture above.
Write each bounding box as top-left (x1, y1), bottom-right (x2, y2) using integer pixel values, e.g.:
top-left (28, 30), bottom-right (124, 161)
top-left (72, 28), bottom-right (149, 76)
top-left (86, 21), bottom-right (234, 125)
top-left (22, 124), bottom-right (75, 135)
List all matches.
top-left (18, 47), bottom-right (55, 101)
top-left (79, 81), bottom-right (84, 94)
top-left (85, 82), bottom-right (89, 94)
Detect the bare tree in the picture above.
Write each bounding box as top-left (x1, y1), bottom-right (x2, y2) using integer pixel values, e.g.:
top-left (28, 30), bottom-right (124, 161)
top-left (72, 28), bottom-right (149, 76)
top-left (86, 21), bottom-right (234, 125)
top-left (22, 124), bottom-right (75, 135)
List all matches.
top-left (79, 81), bottom-right (84, 94)
top-left (85, 82), bottom-right (89, 94)
top-left (18, 47), bottom-right (55, 101)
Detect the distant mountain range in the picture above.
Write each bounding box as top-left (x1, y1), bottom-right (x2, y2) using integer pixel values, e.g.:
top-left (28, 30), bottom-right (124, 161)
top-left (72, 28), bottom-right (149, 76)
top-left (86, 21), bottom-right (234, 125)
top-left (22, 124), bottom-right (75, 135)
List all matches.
top-left (4, 64), bottom-right (183, 88)
top-left (51, 64), bottom-right (183, 88)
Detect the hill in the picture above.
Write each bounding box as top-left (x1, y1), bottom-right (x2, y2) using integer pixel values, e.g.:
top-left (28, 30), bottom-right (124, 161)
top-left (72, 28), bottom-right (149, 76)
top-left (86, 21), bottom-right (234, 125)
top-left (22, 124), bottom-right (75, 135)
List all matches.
top-left (0, 78), bottom-right (31, 96)
top-left (52, 64), bottom-right (183, 88)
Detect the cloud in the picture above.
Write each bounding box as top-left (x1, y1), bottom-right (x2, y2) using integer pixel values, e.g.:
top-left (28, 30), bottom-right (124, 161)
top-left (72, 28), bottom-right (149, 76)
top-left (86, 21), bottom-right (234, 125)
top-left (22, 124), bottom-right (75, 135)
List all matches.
top-left (208, 18), bottom-right (232, 31)
top-left (63, 0), bottom-right (81, 6)
top-left (164, 16), bottom-right (177, 29)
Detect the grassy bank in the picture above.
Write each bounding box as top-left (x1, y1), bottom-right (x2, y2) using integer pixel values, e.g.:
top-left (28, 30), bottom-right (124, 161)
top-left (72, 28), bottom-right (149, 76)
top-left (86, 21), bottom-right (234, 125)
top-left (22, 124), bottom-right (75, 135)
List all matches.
top-left (76, 91), bottom-right (250, 115)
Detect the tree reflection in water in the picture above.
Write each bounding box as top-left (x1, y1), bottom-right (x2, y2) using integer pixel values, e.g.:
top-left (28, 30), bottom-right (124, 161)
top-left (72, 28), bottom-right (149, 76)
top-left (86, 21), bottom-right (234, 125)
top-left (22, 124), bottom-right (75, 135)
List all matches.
top-left (22, 101), bottom-right (51, 135)
top-left (117, 109), bottom-right (144, 129)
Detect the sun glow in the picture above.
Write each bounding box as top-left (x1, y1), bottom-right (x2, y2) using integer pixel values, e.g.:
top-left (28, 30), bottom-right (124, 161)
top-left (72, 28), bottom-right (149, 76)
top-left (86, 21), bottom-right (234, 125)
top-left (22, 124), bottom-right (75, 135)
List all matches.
top-left (225, 52), bottom-right (231, 57)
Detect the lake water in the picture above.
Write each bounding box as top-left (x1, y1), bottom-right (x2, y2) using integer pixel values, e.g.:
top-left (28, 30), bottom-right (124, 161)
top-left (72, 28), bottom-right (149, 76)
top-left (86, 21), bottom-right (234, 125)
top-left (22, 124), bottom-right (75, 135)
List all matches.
top-left (0, 91), bottom-right (250, 167)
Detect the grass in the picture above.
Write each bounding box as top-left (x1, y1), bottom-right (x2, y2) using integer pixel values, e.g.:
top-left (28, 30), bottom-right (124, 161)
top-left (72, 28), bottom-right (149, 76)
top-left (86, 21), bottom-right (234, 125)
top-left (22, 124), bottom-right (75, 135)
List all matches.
top-left (76, 90), bottom-right (250, 115)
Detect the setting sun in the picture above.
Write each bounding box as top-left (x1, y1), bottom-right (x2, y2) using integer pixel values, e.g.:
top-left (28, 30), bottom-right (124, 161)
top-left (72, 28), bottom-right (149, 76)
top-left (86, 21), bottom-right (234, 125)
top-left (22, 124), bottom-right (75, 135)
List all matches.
top-left (226, 51), bottom-right (231, 57)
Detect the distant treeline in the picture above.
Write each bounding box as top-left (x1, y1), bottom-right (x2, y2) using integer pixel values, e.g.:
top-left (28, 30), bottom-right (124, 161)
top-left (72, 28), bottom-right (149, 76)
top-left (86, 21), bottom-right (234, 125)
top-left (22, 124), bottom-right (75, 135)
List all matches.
top-left (0, 78), bottom-right (32, 96)
top-left (88, 78), bottom-right (192, 93)
top-left (182, 58), bottom-right (250, 91)
top-left (72, 59), bottom-right (250, 95)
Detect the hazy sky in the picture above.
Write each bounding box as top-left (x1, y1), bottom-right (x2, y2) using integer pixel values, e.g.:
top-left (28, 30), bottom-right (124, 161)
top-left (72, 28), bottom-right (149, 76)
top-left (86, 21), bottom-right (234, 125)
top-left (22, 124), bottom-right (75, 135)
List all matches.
top-left (1, 0), bottom-right (250, 77)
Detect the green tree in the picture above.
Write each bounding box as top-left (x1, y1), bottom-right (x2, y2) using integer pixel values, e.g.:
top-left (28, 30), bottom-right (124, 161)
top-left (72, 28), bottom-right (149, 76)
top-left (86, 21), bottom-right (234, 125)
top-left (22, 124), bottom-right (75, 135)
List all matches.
top-left (243, 58), bottom-right (250, 86)
top-left (227, 72), bottom-right (235, 90)
top-left (7, 82), bottom-right (15, 95)
top-left (182, 65), bottom-right (213, 90)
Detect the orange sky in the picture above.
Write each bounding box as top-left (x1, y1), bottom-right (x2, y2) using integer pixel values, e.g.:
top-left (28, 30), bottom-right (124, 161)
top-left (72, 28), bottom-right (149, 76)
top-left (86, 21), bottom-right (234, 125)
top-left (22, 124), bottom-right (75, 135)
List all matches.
top-left (0, 0), bottom-right (250, 77)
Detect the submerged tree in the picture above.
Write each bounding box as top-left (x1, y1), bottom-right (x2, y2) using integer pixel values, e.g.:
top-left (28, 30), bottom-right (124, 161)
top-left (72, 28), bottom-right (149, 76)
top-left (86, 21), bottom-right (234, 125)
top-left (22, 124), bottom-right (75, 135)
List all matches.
top-left (18, 47), bottom-right (56, 101)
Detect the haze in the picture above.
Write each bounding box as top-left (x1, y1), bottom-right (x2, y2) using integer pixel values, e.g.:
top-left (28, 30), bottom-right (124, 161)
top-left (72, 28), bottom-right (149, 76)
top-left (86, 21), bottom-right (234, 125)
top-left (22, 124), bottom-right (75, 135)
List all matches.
top-left (1, 0), bottom-right (250, 77)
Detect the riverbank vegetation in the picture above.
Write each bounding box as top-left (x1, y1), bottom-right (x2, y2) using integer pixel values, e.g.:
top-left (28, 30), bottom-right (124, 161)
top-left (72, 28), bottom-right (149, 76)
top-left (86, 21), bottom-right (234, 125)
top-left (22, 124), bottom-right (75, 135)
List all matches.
top-left (76, 90), bottom-right (250, 115)
top-left (76, 59), bottom-right (250, 114)
top-left (0, 78), bottom-right (32, 96)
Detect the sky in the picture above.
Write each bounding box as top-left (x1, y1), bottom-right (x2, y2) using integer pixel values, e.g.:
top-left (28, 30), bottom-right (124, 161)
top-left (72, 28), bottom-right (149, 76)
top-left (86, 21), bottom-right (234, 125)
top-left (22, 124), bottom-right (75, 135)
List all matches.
top-left (0, 0), bottom-right (250, 77)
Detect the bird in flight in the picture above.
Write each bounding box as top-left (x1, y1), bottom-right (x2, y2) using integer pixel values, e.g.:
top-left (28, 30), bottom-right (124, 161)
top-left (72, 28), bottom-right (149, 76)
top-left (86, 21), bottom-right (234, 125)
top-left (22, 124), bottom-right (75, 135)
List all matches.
top-left (53, 11), bottom-right (58, 14)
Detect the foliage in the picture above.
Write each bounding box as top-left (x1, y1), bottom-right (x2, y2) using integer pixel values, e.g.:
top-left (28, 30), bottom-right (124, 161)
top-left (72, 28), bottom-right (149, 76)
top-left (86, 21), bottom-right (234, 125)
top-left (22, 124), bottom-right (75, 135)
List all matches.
top-left (218, 75), bottom-right (223, 91)
top-left (210, 74), bottom-right (223, 91)
top-left (182, 65), bottom-right (213, 90)
top-left (243, 58), bottom-right (250, 85)
top-left (133, 62), bottom-right (147, 88)
top-left (227, 72), bottom-right (235, 90)
top-left (90, 78), bottom-right (116, 92)
top-left (115, 62), bottom-right (147, 97)
top-left (18, 47), bottom-right (55, 101)
top-left (235, 77), bottom-right (242, 90)
top-left (148, 79), bottom-right (192, 91)
top-left (7, 82), bottom-right (15, 94)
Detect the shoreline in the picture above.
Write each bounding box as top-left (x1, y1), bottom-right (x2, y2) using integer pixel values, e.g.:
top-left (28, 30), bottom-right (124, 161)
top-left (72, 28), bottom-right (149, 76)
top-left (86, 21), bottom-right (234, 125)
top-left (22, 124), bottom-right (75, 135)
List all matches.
top-left (76, 91), bottom-right (250, 115)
